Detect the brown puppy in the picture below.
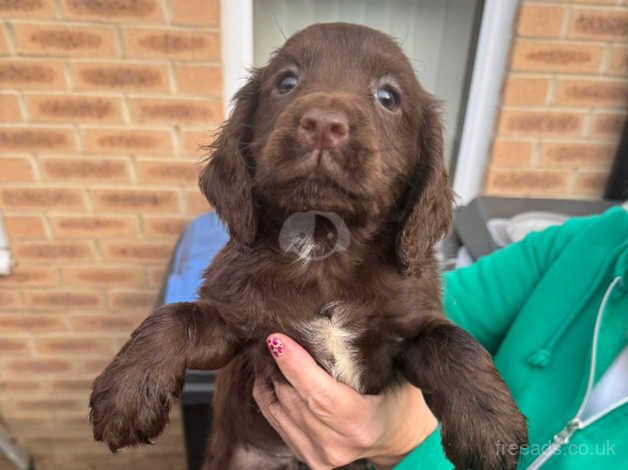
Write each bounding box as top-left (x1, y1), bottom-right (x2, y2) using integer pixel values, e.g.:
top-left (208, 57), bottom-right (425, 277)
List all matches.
top-left (90, 23), bottom-right (527, 470)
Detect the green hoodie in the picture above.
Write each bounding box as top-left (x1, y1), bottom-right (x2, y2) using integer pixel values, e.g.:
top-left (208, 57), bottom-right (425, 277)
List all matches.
top-left (395, 206), bottom-right (628, 470)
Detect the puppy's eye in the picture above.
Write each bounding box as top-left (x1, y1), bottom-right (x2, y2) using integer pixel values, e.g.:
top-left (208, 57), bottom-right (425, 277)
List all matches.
top-left (374, 85), bottom-right (400, 111)
top-left (276, 72), bottom-right (299, 94)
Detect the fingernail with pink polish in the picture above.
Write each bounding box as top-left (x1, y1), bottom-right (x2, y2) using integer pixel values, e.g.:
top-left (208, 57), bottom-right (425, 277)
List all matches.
top-left (267, 337), bottom-right (284, 357)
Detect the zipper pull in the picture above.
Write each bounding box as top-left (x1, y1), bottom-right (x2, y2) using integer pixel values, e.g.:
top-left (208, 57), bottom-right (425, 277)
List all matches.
top-left (554, 418), bottom-right (582, 445)
top-left (526, 419), bottom-right (583, 469)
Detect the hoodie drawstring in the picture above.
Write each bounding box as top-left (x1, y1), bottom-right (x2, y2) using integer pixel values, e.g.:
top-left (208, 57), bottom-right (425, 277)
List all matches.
top-left (528, 276), bottom-right (624, 369)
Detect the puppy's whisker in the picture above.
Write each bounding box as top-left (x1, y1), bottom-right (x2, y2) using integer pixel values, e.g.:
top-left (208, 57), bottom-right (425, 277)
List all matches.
top-left (271, 12), bottom-right (287, 41)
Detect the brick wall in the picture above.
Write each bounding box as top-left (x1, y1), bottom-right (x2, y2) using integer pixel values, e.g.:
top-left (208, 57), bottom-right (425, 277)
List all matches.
top-left (0, 1), bottom-right (221, 468)
top-left (486, 0), bottom-right (628, 198)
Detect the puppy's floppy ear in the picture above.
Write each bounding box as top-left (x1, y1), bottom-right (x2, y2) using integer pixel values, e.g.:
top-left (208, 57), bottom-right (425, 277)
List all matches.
top-left (199, 72), bottom-right (260, 246)
top-left (396, 97), bottom-right (453, 276)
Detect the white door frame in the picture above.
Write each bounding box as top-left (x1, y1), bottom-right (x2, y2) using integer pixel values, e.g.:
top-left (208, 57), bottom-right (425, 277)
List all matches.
top-left (220, 0), bottom-right (520, 204)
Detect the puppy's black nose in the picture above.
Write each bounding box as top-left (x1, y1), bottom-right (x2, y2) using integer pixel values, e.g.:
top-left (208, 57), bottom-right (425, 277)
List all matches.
top-left (298, 108), bottom-right (349, 150)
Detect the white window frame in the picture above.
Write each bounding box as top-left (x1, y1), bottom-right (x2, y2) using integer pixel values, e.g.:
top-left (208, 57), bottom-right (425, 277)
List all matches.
top-left (0, 212), bottom-right (11, 276)
top-left (220, 0), bottom-right (520, 204)
top-left (220, 0), bottom-right (254, 117)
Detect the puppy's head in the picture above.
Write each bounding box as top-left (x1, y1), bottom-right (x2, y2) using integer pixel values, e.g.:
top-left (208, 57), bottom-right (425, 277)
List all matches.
top-left (200, 23), bottom-right (452, 274)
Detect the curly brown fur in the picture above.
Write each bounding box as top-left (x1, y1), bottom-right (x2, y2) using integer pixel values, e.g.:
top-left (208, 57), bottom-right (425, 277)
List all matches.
top-left (90, 23), bottom-right (527, 469)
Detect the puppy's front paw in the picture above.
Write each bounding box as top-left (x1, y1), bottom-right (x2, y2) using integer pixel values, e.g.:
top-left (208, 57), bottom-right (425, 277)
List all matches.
top-left (89, 365), bottom-right (175, 451)
top-left (439, 389), bottom-right (527, 470)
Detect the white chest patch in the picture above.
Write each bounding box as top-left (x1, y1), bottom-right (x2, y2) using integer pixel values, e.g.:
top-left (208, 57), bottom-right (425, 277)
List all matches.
top-left (300, 302), bottom-right (364, 393)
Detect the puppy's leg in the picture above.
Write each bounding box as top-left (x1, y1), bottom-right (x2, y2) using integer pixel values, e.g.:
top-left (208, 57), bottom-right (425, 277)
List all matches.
top-left (397, 317), bottom-right (527, 470)
top-left (90, 301), bottom-right (239, 451)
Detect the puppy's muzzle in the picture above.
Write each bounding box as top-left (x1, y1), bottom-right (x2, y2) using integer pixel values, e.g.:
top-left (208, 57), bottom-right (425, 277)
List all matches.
top-left (298, 108), bottom-right (349, 151)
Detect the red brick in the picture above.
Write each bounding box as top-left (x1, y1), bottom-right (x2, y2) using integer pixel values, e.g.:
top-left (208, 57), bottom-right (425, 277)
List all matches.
top-left (13, 398), bottom-right (83, 412)
top-left (571, 0), bottom-right (620, 4)
top-left (486, 169), bottom-right (569, 196)
top-left (511, 40), bottom-right (603, 73)
top-left (4, 359), bottom-right (72, 375)
top-left (540, 142), bottom-right (615, 168)
top-left (48, 378), bottom-right (93, 392)
top-left (0, 127), bottom-right (75, 152)
top-left (91, 188), bottom-right (179, 213)
top-left (0, 188), bottom-right (85, 210)
top-left (76, 358), bottom-right (109, 374)
top-left (108, 290), bottom-right (157, 311)
top-left (517, 4), bottom-right (565, 38)
top-left (171, 0), bottom-right (219, 26)
top-left (0, 418), bottom-right (55, 437)
top-left (0, 188), bottom-right (85, 211)
top-left (0, 289), bottom-right (22, 309)
top-left (61, 0), bottom-right (163, 21)
top-left (0, 27), bottom-right (7, 55)
top-left (136, 160), bottom-right (201, 184)
top-left (69, 314), bottom-right (139, 333)
top-left (14, 241), bottom-right (94, 261)
top-left (101, 241), bottom-right (173, 262)
top-left (608, 45), bottom-right (628, 76)
top-left (498, 110), bottom-right (584, 136)
top-left (124, 28), bottom-right (220, 61)
top-left (143, 217), bottom-right (188, 238)
top-left (25, 290), bottom-right (103, 310)
top-left (0, 0), bottom-right (55, 18)
top-left (20, 436), bottom-right (110, 454)
top-left (3, 215), bottom-right (46, 239)
top-left (0, 265), bottom-right (59, 285)
top-left (72, 62), bottom-right (170, 92)
top-left (181, 129), bottom-right (213, 157)
top-left (491, 140), bottom-right (533, 168)
top-left (184, 190), bottom-right (211, 214)
top-left (43, 416), bottom-right (96, 432)
top-left (0, 338), bottom-right (30, 353)
top-left (176, 64), bottom-right (222, 96)
top-left (568, 8), bottom-right (628, 41)
top-left (63, 265), bottom-right (145, 286)
top-left (554, 79), bottom-right (628, 107)
top-left (81, 128), bottom-right (174, 155)
top-left (503, 77), bottom-right (550, 105)
top-left (592, 112), bottom-right (626, 136)
top-left (0, 59), bottom-right (66, 89)
top-left (129, 98), bottom-right (221, 125)
top-left (148, 266), bottom-right (166, 286)
top-left (574, 171), bottom-right (610, 197)
top-left (27, 94), bottom-right (123, 123)
top-left (40, 158), bottom-right (132, 182)
top-left (0, 156), bottom-right (34, 182)
top-left (13, 23), bottom-right (117, 57)
top-left (0, 93), bottom-right (22, 121)
top-left (50, 215), bottom-right (139, 238)
top-left (0, 381), bottom-right (43, 393)
top-left (35, 337), bottom-right (112, 355)
top-left (0, 315), bottom-right (66, 334)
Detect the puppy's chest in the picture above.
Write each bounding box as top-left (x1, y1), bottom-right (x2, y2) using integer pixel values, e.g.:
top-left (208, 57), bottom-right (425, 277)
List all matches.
top-left (296, 301), bottom-right (367, 393)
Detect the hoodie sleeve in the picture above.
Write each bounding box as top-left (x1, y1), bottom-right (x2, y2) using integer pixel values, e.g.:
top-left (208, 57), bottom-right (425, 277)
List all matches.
top-left (393, 427), bottom-right (453, 470)
top-left (442, 212), bottom-right (600, 354)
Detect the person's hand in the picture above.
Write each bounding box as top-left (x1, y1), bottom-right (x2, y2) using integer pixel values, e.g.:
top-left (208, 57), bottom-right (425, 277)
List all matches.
top-left (252, 334), bottom-right (438, 470)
